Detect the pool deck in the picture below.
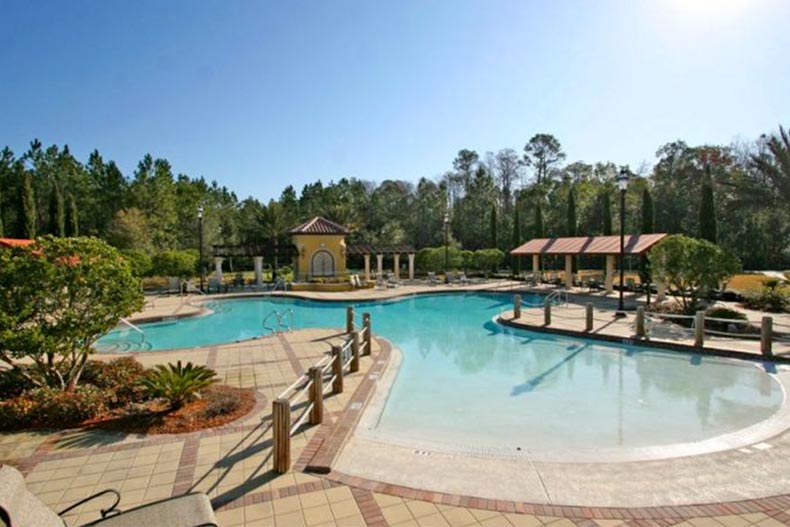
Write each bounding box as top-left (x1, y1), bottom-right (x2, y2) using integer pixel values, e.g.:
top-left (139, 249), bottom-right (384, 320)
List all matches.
top-left (4, 286), bottom-right (790, 525)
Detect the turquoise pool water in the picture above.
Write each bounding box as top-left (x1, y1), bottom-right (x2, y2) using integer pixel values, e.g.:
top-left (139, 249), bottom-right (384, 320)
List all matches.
top-left (98, 293), bottom-right (784, 450)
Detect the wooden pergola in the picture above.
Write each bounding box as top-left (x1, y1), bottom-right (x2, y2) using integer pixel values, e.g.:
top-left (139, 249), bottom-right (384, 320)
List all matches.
top-left (346, 244), bottom-right (416, 281)
top-left (511, 234), bottom-right (667, 292)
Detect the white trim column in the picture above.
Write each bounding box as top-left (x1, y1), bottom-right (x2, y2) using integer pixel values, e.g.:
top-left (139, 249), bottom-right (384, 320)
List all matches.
top-left (408, 253), bottom-right (415, 280)
top-left (214, 257), bottom-right (224, 284)
top-left (364, 254), bottom-right (371, 282)
top-left (605, 255), bottom-right (615, 294)
top-left (376, 254), bottom-right (383, 278)
top-left (564, 255), bottom-right (573, 287)
top-left (253, 257), bottom-right (263, 288)
top-left (532, 254), bottom-right (539, 275)
top-left (394, 254), bottom-right (400, 279)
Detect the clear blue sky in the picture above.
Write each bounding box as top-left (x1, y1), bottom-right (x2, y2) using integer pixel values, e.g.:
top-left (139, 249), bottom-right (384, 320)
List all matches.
top-left (2, 0), bottom-right (788, 201)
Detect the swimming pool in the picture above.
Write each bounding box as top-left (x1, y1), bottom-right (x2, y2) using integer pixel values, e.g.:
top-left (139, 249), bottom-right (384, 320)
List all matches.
top-left (98, 292), bottom-right (784, 453)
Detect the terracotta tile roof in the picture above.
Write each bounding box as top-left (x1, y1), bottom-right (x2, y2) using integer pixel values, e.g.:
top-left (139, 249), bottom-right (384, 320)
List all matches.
top-left (0, 238), bottom-right (34, 248)
top-left (347, 244), bottom-right (416, 255)
top-left (511, 234), bottom-right (668, 256)
top-left (289, 217), bottom-right (350, 235)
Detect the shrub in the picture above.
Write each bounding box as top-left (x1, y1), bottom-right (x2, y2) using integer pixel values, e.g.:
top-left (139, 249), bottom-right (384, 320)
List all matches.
top-left (121, 249), bottom-right (153, 277)
top-left (0, 367), bottom-right (36, 399)
top-left (199, 386), bottom-right (242, 419)
top-left (0, 385), bottom-right (107, 430)
top-left (704, 307), bottom-right (755, 333)
top-left (473, 248), bottom-right (505, 274)
top-left (140, 361), bottom-right (218, 409)
top-left (151, 250), bottom-right (198, 278)
top-left (742, 287), bottom-right (790, 313)
top-left (82, 357), bottom-right (149, 407)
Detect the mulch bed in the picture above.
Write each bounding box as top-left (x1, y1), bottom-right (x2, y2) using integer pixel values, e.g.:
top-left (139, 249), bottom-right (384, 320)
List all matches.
top-left (83, 385), bottom-right (256, 435)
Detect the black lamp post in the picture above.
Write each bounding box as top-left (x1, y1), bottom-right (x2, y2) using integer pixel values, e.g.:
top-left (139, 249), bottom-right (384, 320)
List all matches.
top-left (198, 205), bottom-right (205, 293)
top-left (615, 169), bottom-right (628, 318)
top-left (443, 212), bottom-right (450, 284)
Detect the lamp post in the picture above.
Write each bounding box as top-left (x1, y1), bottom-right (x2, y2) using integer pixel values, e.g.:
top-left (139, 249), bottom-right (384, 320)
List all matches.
top-left (198, 205), bottom-right (205, 293)
top-left (615, 169), bottom-right (628, 318)
top-left (443, 212), bottom-right (450, 284)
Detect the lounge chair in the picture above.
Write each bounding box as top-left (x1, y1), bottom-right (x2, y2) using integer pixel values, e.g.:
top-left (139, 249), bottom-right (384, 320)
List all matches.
top-left (233, 273), bottom-right (245, 289)
top-left (165, 277), bottom-right (181, 295)
top-left (0, 464), bottom-right (218, 527)
top-left (374, 273), bottom-right (387, 290)
top-left (458, 272), bottom-right (470, 285)
top-left (385, 272), bottom-right (401, 288)
top-left (427, 272), bottom-right (438, 286)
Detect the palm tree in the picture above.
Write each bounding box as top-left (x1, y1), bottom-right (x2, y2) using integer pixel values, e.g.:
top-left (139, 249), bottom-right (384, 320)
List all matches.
top-left (258, 200), bottom-right (290, 280)
top-left (752, 125), bottom-right (790, 202)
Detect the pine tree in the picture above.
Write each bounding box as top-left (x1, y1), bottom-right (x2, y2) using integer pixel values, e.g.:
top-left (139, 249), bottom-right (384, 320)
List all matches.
top-left (0, 185), bottom-right (4, 237)
top-left (699, 166), bottom-right (717, 244)
top-left (48, 184), bottom-right (65, 236)
top-left (20, 172), bottom-right (37, 239)
top-left (534, 201), bottom-right (544, 238)
top-left (490, 203), bottom-right (497, 248)
top-left (66, 194), bottom-right (79, 237)
top-left (640, 187), bottom-right (655, 285)
top-left (601, 191), bottom-right (613, 235)
top-left (512, 205), bottom-right (521, 275)
top-left (567, 186), bottom-right (577, 237)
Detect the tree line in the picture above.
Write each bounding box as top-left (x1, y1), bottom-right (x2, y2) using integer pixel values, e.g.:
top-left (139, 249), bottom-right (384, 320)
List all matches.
top-left (1, 127), bottom-right (788, 273)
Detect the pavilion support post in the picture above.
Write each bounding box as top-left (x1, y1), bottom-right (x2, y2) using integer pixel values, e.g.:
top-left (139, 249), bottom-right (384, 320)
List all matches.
top-left (254, 256), bottom-right (263, 288)
top-left (408, 253), bottom-right (415, 280)
top-left (272, 398), bottom-right (291, 473)
top-left (514, 294), bottom-right (522, 319)
top-left (585, 303), bottom-right (593, 332)
top-left (308, 366), bottom-right (323, 425)
top-left (394, 254), bottom-right (400, 279)
top-left (656, 279), bottom-right (666, 302)
top-left (376, 254), bottom-right (383, 279)
top-left (532, 254), bottom-right (539, 277)
top-left (564, 255), bottom-right (573, 287)
top-left (364, 254), bottom-right (371, 282)
top-left (214, 257), bottom-right (224, 285)
top-left (605, 255), bottom-right (615, 294)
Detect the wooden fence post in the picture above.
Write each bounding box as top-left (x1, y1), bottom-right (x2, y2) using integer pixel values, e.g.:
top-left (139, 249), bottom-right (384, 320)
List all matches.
top-left (762, 316), bottom-right (773, 357)
top-left (694, 310), bottom-right (705, 347)
top-left (272, 398), bottom-right (291, 473)
top-left (544, 298), bottom-right (551, 326)
top-left (346, 306), bottom-right (354, 333)
top-left (585, 303), bottom-right (593, 332)
top-left (513, 294), bottom-right (522, 319)
top-left (332, 345), bottom-right (343, 394)
top-left (350, 331), bottom-right (360, 373)
top-left (362, 313), bottom-right (372, 355)
top-left (308, 367), bottom-right (323, 425)
top-left (636, 306), bottom-right (645, 337)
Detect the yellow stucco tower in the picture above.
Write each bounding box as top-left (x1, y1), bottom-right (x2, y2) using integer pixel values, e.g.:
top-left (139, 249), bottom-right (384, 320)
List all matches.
top-left (289, 217), bottom-right (349, 281)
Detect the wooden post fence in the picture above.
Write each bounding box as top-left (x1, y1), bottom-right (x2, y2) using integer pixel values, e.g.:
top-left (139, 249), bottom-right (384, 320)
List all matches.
top-left (694, 310), bottom-right (705, 347)
top-left (362, 313), bottom-right (372, 355)
top-left (585, 303), bottom-right (593, 332)
top-left (308, 366), bottom-right (323, 425)
top-left (273, 399), bottom-right (291, 473)
top-left (332, 345), bottom-right (343, 394)
top-left (636, 306), bottom-right (646, 338)
top-left (514, 294), bottom-right (522, 319)
top-left (762, 316), bottom-right (773, 357)
top-left (544, 298), bottom-right (551, 326)
top-left (350, 331), bottom-right (360, 373)
top-left (346, 306), bottom-right (354, 333)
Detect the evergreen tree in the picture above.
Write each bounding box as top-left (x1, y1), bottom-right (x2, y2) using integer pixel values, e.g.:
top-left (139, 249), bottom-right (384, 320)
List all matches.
top-left (699, 166), bottom-right (717, 244)
top-left (512, 204), bottom-right (521, 275)
top-left (48, 184), bottom-right (65, 236)
top-left (20, 172), bottom-right (37, 238)
top-left (490, 203), bottom-right (497, 248)
top-left (0, 185), bottom-right (4, 237)
top-left (66, 194), bottom-right (79, 237)
top-left (566, 186), bottom-right (577, 237)
top-left (640, 187), bottom-right (655, 285)
top-left (601, 191), bottom-right (613, 235)
top-left (534, 201), bottom-right (544, 238)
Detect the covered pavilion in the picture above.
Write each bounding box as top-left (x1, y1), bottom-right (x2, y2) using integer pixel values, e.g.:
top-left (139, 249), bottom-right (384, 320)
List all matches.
top-left (511, 233), bottom-right (668, 294)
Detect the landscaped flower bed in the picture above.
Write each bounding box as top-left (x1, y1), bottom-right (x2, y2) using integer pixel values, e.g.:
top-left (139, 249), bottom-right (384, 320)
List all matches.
top-left (0, 357), bottom-right (254, 434)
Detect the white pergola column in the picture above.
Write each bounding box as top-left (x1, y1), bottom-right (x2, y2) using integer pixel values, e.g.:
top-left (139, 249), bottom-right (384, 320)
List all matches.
top-left (394, 254), bottom-right (400, 279)
top-left (376, 254), bottom-right (383, 278)
top-left (364, 254), bottom-right (371, 282)
top-left (214, 257), bottom-right (224, 284)
top-left (564, 255), bottom-right (573, 287)
top-left (532, 254), bottom-right (539, 275)
top-left (408, 253), bottom-right (415, 280)
top-left (253, 257), bottom-right (263, 288)
top-left (656, 279), bottom-right (666, 302)
top-left (605, 254), bottom-right (615, 293)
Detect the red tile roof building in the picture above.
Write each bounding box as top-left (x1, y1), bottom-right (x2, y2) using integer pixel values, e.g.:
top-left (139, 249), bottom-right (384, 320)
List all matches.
top-left (511, 234), bottom-right (667, 256)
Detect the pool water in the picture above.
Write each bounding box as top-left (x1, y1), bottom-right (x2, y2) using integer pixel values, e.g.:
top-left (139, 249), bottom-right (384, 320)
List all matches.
top-left (98, 293), bottom-right (784, 450)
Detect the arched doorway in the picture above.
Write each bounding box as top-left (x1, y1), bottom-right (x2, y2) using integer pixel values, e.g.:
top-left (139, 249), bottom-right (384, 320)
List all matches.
top-left (311, 250), bottom-right (335, 277)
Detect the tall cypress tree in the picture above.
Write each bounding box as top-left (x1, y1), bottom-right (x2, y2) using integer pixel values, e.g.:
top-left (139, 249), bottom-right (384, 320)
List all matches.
top-left (601, 191), bottom-right (613, 235)
top-left (699, 166), bottom-right (717, 244)
top-left (534, 201), bottom-right (544, 238)
top-left (567, 187), bottom-right (577, 272)
top-left (66, 194), bottom-right (79, 237)
top-left (20, 172), bottom-right (37, 239)
top-left (490, 203), bottom-right (498, 248)
top-left (0, 185), bottom-right (4, 237)
top-left (512, 204), bottom-right (521, 275)
top-left (640, 187), bottom-right (655, 285)
top-left (48, 184), bottom-right (65, 237)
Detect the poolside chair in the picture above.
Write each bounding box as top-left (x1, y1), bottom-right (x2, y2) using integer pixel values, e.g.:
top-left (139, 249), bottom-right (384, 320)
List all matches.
top-left (458, 272), bottom-right (470, 285)
top-left (165, 277), bottom-right (181, 295)
top-left (427, 272), bottom-right (438, 286)
top-left (385, 272), bottom-right (401, 288)
top-left (0, 464), bottom-right (218, 527)
top-left (233, 272), bottom-right (245, 290)
top-left (374, 272), bottom-right (387, 290)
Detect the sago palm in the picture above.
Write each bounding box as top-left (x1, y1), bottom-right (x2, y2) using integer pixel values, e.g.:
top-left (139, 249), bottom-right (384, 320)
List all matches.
top-left (140, 361), bottom-right (218, 409)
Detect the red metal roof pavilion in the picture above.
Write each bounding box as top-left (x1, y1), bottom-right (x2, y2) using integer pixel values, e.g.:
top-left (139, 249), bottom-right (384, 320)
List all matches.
top-left (511, 234), bottom-right (667, 256)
